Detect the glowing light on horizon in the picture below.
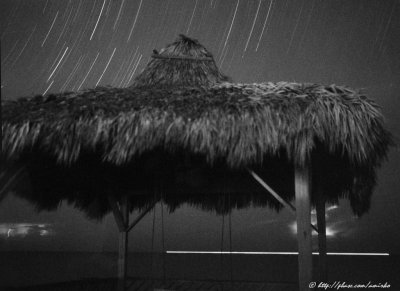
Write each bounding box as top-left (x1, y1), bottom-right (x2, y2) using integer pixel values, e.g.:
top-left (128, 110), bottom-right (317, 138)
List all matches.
top-left (289, 221), bottom-right (337, 237)
top-left (327, 205), bottom-right (339, 211)
top-left (0, 223), bottom-right (54, 239)
top-left (291, 205), bottom-right (339, 237)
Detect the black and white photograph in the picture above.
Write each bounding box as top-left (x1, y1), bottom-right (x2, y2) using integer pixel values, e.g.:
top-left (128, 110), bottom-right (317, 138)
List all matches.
top-left (0, 0), bottom-right (399, 290)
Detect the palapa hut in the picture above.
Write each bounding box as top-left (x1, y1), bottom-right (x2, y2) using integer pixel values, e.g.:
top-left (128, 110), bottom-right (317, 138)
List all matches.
top-left (0, 35), bottom-right (392, 291)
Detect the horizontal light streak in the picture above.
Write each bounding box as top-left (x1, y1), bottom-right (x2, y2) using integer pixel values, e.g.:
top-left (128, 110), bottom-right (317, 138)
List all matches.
top-left (167, 251), bottom-right (389, 256)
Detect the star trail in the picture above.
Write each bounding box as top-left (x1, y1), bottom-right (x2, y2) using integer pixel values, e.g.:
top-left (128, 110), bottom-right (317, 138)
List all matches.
top-left (1, 0), bottom-right (398, 100)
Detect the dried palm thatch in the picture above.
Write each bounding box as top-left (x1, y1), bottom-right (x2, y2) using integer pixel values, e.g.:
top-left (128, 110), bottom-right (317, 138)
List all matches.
top-left (0, 35), bottom-right (392, 218)
top-left (131, 34), bottom-right (231, 87)
top-left (2, 81), bottom-right (391, 168)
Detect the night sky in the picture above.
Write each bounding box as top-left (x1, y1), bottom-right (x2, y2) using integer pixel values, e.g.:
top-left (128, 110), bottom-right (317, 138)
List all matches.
top-left (1, 0), bottom-right (400, 255)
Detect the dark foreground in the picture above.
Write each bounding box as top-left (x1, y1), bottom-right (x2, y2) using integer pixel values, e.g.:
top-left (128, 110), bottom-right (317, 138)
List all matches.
top-left (1, 252), bottom-right (399, 290)
top-left (6, 277), bottom-right (295, 291)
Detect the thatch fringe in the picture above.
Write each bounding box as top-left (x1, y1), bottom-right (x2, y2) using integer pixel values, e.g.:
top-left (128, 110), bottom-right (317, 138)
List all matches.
top-left (7, 150), bottom-right (375, 218)
top-left (1, 82), bottom-right (392, 168)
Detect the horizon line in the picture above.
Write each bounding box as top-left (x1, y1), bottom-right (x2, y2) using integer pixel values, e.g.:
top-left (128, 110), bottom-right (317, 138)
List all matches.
top-left (166, 251), bottom-right (389, 256)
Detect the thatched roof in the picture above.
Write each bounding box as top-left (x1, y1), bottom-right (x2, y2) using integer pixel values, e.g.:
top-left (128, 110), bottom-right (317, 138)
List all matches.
top-left (130, 34), bottom-right (231, 87)
top-left (0, 35), bottom-right (392, 218)
top-left (1, 82), bottom-right (391, 168)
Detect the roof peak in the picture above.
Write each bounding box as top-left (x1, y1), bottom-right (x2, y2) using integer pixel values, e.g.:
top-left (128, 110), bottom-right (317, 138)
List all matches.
top-left (177, 34), bottom-right (201, 44)
top-left (129, 34), bottom-right (231, 88)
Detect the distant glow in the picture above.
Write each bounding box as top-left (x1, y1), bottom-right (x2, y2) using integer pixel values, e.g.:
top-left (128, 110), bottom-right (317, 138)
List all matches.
top-left (39, 230), bottom-right (49, 236)
top-left (167, 251), bottom-right (389, 256)
top-left (327, 205), bottom-right (339, 211)
top-left (0, 223), bottom-right (54, 239)
top-left (289, 221), bottom-right (337, 237)
top-left (312, 205), bottom-right (338, 215)
top-left (290, 205), bottom-right (339, 237)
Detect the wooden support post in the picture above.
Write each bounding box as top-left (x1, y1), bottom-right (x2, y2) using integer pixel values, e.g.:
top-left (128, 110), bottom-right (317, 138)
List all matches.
top-left (117, 196), bottom-right (129, 291)
top-left (295, 163), bottom-right (313, 291)
top-left (108, 196), bottom-right (126, 232)
top-left (109, 196), bottom-right (155, 291)
top-left (248, 169), bottom-right (318, 233)
top-left (118, 229), bottom-right (128, 291)
top-left (316, 194), bottom-right (327, 282)
top-left (0, 60), bottom-right (2, 157)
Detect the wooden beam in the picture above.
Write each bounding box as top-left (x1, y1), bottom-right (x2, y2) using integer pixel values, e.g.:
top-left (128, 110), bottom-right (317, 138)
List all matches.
top-left (0, 166), bottom-right (25, 200)
top-left (117, 196), bottom-right (129, 291)
top-left (127, 200), bottom-right (158, 233)
top-left (248, 169), bottom-right (318, 233)
top-left (109, 196), bottom-right (155, 291)
top-left (316, 193), bottom-right (327, 281)
top-left (248, 169), bottom-right (296, 211)
top-left (108, 196), bottom-right (126, 232)
top-left (295, 163), bottom-right (313, 291)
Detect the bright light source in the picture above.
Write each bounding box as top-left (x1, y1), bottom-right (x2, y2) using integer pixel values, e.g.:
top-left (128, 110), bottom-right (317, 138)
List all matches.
top-left (0, 223), bottom-right (53, 238)
top-left (289, 221), bottom-right (337, 237)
